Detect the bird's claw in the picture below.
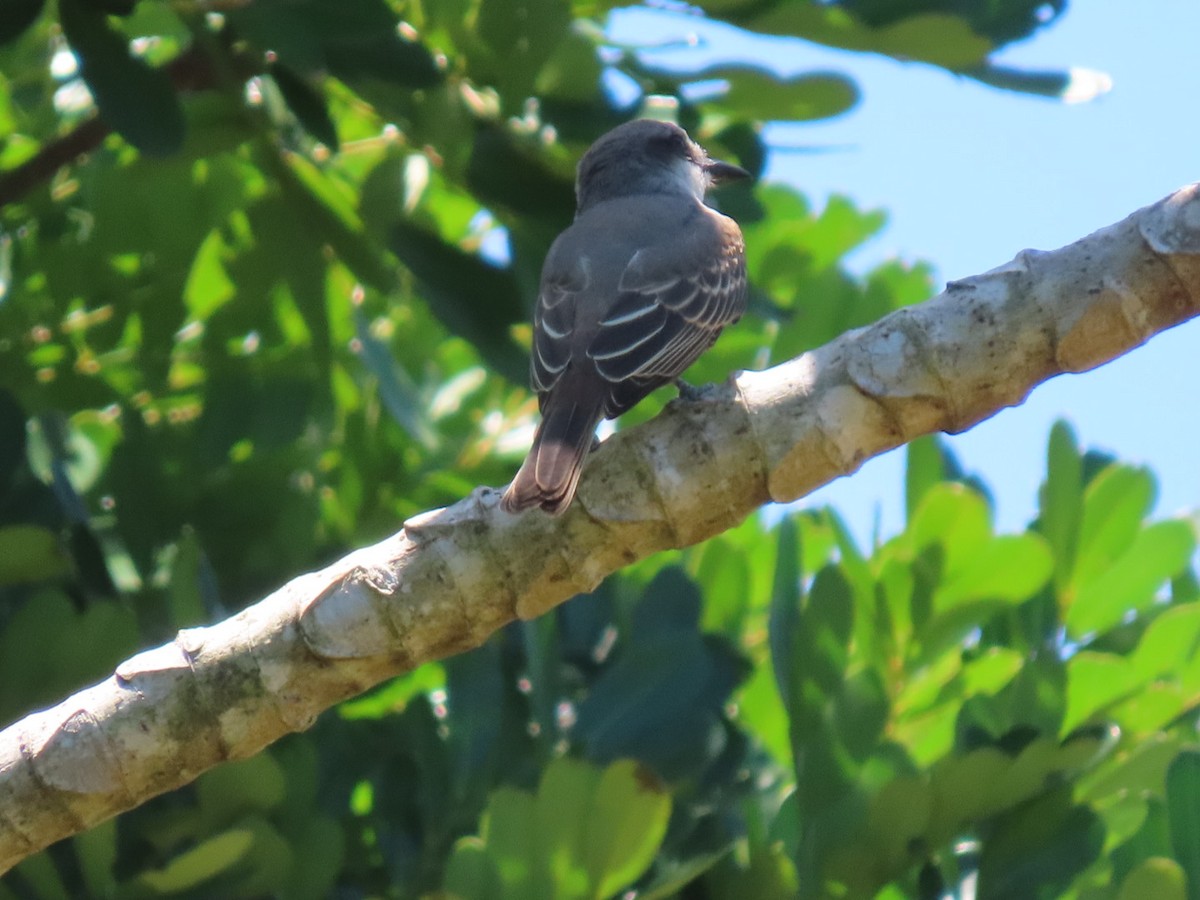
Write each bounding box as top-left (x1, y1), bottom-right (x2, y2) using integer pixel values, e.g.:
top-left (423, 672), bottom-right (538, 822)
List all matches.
top-left (674, 378), bottom-right (710, 401)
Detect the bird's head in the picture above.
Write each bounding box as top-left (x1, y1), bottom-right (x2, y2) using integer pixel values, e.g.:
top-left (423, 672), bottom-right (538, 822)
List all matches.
top-left (574, 119), bottom-right (750, 213)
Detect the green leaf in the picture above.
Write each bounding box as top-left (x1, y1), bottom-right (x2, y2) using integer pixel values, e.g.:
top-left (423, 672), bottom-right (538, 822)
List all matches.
top-left (906, 483), bottom-right (990, 571)
top-left (1111, 684), bottom-right (1188, 735)
top-left (224, 815), bottom-right (294, 897)
top-left (694, 531), bottom-right (756, 635)
top-left (164, 530), bottom-right (213, 629)
top-left (269, 63), bottom-right (339, 150)
top-left (444, 838), bottom-right (503, 900)
top-left (961, 648), bottom-right (1024, 696)
top-left (466, 124), bottom-right (577, 219)
top-left (865, 257), bottom-right (935, 310)
top-left (802, 565), bottom-right (854, 700)
top-left (1110, 795), bottom-right (1174, 880)
top-left (895, 651), bottom-right (961, 717)
top-left (390, 221), bottom-right (528, 383)
top-left (11, 852), bottom-right (70, 900)
top-left (573, 614), bottom-right (746, 780)
top-left (0, 525), bottom-right (69, 585)
top-left (444, 641), bottom-right (507, 808)
top-left (584, 760), bottom-right (672, 899)
top-left (534, 27), bottom-right (603, 102)
top-left (967, 64), bottom-right (1106, 102)
top-left (1072, 464), bottom-right (1156, 587)
top-left (747, 8), bottom-right (993, 69)
top-left (74, 819), bottom-right (117, 897)
top-left (1063, 652), bottom-right (1134, 734)
top-left (135, 828), bottom-right (255, 893)
top-left (534, 757), bottom-right (595, 896)
top-left (833, 668), bottom-right (889, 759)
top-left (0, 391), bottom-right (26, 495)
top-left (705, 839), bottom-right (799, 899)
top-left (352, 307), bottom-right (438, 448)
top-left (777, 561), bottom-right (859, 885)
top-left (476, 0), bottom-right (571, 108)
top-left (1166, 750), bottom-right (1200, 900)
top-left (58, 0), bottom-right (185, 155)
top-left (833, 0), bottom-right (1066, 47)
top-left (230, 0), bottom-right (440, 87)
top-left (935, 534), bottom-right (1053, 611)
top-left (181, 94), bottom-right (259, 159)
top-left (976, 790), bottom-right (1104, 900)
top-left (929, 746), bottom-right (1016, 828)
top-left (1067, 520), bottom-right (1195, 638)
top-left (0, 592), bottom-right (140, 725)
top-left (864, 14), bottom-right (993, 68)
top-left (635, 850), bottom-right (731, 900)
top-left (268, 150), bottom-right (397, 304)
top-left (457, 758), bottom-right (670, 900)
top-left (1118, 858), bottom-right (1187, 900)
top-left (184, 229), bottom-right (239, 320)
top-left (195, 370), bottom-right (318, 462)
top-left (736, 662), bottom-right (792, 767)
top-left (866, 775), bottom-right (933, 870)
top-left (700, 67), bottom-right (859, 121)
top-left (1133, 604), bottom-right (1200, 682)
top-left (196, 754), bottom-right (288, 831)
top-left (338, 663), bottom-right (445, 720)
top-left (905, 435), bottom-right (948, 522)
top-left (1039, 420), bottom-right (1083, 589)
top-left (768, 515), bottom-right (802, 709)
top-left (999, 734), bottom-right (1104, 807)
top-left (483, 786), bottom-right (540, 897)
top-left (0, 0), bottom-right (44, 46)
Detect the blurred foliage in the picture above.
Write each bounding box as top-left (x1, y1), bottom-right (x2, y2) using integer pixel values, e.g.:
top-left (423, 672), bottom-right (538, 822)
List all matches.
top-left (2, 1), bottom-right (1191, 899)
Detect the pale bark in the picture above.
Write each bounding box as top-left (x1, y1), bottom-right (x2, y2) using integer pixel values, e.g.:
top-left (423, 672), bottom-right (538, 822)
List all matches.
top-left (2, 183), bottom-right (1199, 872)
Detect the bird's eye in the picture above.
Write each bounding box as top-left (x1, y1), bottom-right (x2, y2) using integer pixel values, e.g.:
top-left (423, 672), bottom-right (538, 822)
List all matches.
top-left (655, 132), bottom-right (690, 157)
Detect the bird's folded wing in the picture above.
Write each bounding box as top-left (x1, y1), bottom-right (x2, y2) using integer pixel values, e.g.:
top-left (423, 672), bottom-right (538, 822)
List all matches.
top-left (588, 216), bottom-right (746, 390)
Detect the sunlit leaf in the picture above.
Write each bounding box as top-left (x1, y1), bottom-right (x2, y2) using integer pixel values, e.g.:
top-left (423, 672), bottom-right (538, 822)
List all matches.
top-left (135, 829), bottom-right (255, 893)
top-left (1117, 857), bottom-right (1186, 900)
top-left (1073, 464), bottom-right (1156, 587)
top-left (1063, 652), bottom-right (1134, 734)
top-left (1067, 520), bottom-right (1195, 639)
top-left (585, 760), bottom-right (672, 898)
top-left (935, 534), bottom-right (1053, 611)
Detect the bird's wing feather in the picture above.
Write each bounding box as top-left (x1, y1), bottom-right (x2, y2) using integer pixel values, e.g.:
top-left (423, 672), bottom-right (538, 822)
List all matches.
top-left (531, 258), bottom-right (587, 394)
top-left (587, 213), bottom-right (746, 414)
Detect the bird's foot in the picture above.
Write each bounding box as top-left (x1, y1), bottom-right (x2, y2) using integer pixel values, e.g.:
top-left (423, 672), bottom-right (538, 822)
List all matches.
top-left (674, 378), bottom-right (712, 402)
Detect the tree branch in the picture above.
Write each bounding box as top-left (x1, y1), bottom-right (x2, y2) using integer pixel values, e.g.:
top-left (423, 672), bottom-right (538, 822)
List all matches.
top-left (0, 118), bottom-right (112, 210)
top-left (2, 183), bottom-right (1198, 872)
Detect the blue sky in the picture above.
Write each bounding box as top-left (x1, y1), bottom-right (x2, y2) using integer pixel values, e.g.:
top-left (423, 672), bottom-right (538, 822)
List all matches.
top-left (610, 1), bottom-right (1200, 545)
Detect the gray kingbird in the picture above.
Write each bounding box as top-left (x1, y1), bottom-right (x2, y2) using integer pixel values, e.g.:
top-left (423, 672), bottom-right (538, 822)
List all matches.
top-left (501, 119), bottom-right (750, 515)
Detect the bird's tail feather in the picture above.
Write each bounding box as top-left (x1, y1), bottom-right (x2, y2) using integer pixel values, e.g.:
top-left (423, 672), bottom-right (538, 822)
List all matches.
top-left (501, 399), bottom-right (603, 515)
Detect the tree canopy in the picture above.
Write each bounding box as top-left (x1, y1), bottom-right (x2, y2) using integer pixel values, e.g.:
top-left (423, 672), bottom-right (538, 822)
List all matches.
top-left (1, 1), bottom-right (1197, 899)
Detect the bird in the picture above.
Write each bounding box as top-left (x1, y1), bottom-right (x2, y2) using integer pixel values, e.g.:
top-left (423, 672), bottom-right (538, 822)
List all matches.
top-left (500, 119), bottom-right (750, 516)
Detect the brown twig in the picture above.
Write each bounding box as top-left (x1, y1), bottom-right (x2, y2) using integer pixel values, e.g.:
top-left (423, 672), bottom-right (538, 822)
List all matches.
top-left (0, 118), bottom-right (111, 210)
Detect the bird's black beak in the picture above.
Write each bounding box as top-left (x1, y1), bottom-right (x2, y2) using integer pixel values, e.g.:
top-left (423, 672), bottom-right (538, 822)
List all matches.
top-left (705, 158), bottom-right (752, 185)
